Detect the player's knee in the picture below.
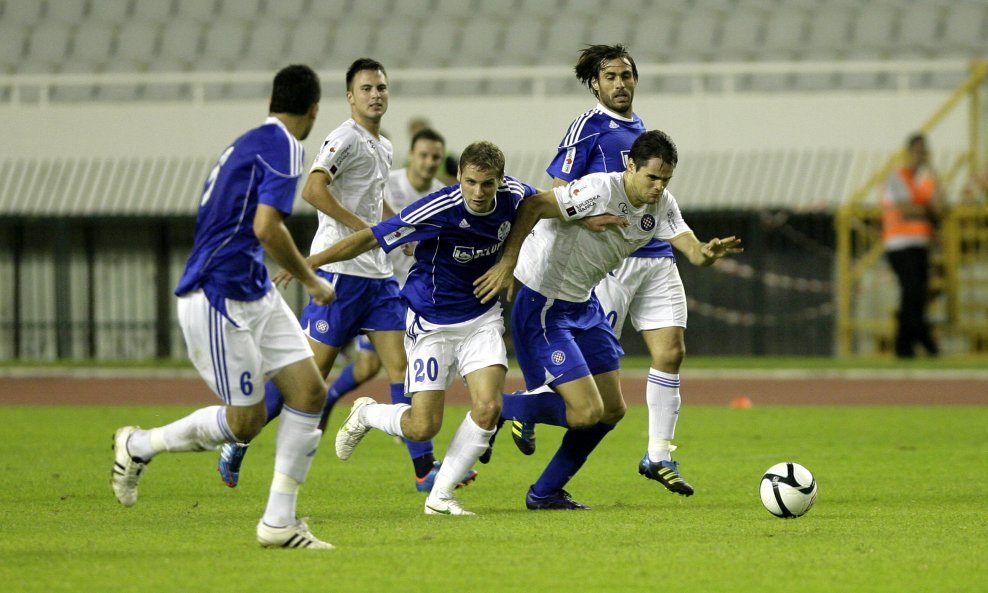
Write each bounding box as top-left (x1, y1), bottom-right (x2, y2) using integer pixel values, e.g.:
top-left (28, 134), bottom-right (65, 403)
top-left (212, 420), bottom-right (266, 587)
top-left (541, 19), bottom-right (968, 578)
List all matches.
top-left (228, 405), bottom-right (266, 441)
top-left (652, 342), bottom-right (685, 372)
top-left (601, 401), bottom-right (627, 425)
top-left (403, 415), bottom-right (442, 441)
top-left (471, 399), bottom-right (502, 430)
top-left (567, 401), bottom-right (603, 428)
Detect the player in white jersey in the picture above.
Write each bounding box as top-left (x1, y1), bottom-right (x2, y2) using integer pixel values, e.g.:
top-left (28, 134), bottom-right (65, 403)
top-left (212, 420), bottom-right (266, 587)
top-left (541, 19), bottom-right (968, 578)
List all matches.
top-left (474, 131), bottom-right (741, 509)
top-left (216, 59), bottom-right (448, 493)
top-left (274, 142), bottom-right (537, 515)
top-left (111, 65), bottom-right (337, 548)
top-left (322, 128), bottom-right (448, 433)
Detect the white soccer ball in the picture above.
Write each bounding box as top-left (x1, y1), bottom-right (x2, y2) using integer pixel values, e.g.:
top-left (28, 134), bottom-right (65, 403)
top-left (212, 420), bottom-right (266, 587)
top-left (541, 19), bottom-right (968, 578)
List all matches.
top-left (759, 462), bottom-right (818, 518)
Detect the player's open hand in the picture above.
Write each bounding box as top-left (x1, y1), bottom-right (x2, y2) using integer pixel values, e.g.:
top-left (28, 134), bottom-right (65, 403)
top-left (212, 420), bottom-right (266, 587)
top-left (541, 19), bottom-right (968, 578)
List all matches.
top-left (272, 269), bottom-right (294, 288)
top-left (702, 236), bottom-right (743, 260)
top-left (473, 261), bottom-right (517, 304)
top-left (579, 214), bottom-right (628, 232)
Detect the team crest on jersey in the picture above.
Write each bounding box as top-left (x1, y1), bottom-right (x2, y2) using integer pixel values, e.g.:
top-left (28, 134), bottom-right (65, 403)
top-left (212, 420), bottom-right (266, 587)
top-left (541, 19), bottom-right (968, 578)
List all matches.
top-left (497, 221), bottom-right (511, 241)
top-left (562, 147), bottom-right (576, 174)
top-left (640, 214), bottom-right (656, 231)
top-left (315, 320), bottom-right (330, 334)
top-left (551, 350), bottom-right (566, 365)
top-left (384, 225), bottom-right (416, 246)
top-left (452, 242), bottom-right (502, 263)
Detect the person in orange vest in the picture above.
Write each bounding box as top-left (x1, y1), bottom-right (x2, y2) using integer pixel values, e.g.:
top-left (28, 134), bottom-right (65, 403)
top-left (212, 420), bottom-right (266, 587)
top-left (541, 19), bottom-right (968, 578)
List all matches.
top-left (880, 133), bottom-right (945, 358)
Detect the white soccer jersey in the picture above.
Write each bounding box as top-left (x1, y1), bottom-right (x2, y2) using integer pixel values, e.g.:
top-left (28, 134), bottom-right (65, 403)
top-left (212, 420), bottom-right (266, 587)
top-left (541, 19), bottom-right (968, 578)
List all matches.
top-left (309, 119), bottom-right (394, 278)
top-left (385, 168), bottom-right (445, 285)
top-left (514, 172), bottom-right (692, 302)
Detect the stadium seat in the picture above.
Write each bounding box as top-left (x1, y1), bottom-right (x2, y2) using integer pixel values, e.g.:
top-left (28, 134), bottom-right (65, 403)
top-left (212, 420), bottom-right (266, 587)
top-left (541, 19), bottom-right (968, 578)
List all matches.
top-left (174, 0), bottom-right (219, 23)
top-left (21, 22), bottom-right (73, 74)
top-left (108, 22), bottom-right (159, 71)
top-left (895, 4), bottom-right (943, 58)
top-left (241, 21), bottom-right (290, 71)
top-left (543, 15), bottom-right (590, 65)
top-left (561, 0), bottom-right (609, 18)
top-left (47, 0), bottom-right (89, 22)
top-left (675, 10), bottom-right (722, 61)
top-left (846, 4), bottom-right (900, 58)
top-left (585, 15), bottom-right (629, 46)
top-left (199, 22), bottom-right (250, 70)
top-left (716, 10), bottom-right (765, 61)
top-left (2, 0), bottom-right (46, 25)
top-left (760, 8), bottom-right (808, 61)
top-left (158, 20), bottom-right (205, 65)
top-left (69, 22), bottom-right (116, 71)
top-left (629, 15), bottom-right (678, 63)
top-left (940, 3), bottom-right (987, 58)
top-left (217, 0), bottom-right (265, 23)
top-left (499, 18), bottom-right (544, 66)
top-left (0, 25), bottom-right (28, 73)
top-left (514, 0), bottom-right (561, 20)
top-left (376, 18), bottom-right (421, 68)
top-left (87, 0), bottom-right (132, 25)
top-left (131, 0), bottom-right (175, 24)
top-left (326, 19), bottom-right (376, 65)
top-left (433, 0), bottom-right (480, 20)
top-left (413, 18), bottom-right (460, 67)
top-left (284, 19), bottom-right (334, 66)
top-left (448, 17), bottom-right (502, 68)
top-left (265, 0), bottom-right (308, 23)
top-left (800, 7), bottom-right (853, 59)
top-left (306, 0), bottom-right (351, 21)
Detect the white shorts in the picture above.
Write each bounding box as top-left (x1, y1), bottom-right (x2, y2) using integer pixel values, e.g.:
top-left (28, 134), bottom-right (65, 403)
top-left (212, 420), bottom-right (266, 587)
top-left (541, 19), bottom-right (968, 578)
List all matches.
top-left (403, 304), bottom-right (508, 394)
top-left (177, 289), bottom-right (313, 406)
top-left (594, 256), bottom-right (687, 339)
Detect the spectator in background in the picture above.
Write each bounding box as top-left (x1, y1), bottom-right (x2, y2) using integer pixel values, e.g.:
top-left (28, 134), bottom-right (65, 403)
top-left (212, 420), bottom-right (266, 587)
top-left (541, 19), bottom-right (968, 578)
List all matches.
top-left (880, 132), bottom-right (945, 358)
top-left (408, 116), bottom-right (458, 185)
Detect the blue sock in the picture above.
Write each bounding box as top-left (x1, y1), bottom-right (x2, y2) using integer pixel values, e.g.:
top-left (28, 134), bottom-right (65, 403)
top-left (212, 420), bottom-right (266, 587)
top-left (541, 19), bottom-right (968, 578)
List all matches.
top-left (325, 364), bottom-right (358, 411)
top-left (263, 381), bottom-right (285, 424)
top-left (391, 383), bottom-right (434, 460)
top-left (531, 422), bottom-right (615, 497)
top-left (502, 390), bottom-right (569, 427)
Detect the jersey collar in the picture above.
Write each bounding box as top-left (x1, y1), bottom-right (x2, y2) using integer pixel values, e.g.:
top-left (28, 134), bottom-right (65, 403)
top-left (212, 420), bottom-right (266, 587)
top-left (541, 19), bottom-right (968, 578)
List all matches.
top-left (595, 102), bottom-right (636, 123)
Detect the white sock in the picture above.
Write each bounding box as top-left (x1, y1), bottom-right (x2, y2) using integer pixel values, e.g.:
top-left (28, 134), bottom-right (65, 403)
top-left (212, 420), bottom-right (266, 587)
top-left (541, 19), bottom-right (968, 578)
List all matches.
top-left (431, 411), bottom-right (494, 499)
top-left (361, 402), bottom-right (409, 437)
top-left (127, 406), bottom-right (231, 461)
top-left (646, 369), bottom-right (681, 462)
top-left (262, 406), bottom-right (321, 528)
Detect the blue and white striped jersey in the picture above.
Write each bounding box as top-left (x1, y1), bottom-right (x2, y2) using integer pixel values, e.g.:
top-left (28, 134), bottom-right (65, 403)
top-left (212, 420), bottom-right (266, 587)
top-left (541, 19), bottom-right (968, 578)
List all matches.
top-left (371, 175), bottom-right (537, 325)
top-left (546, 103), bottom-right (674, 259)
top-left (175, 117), bottom-right (304, 304)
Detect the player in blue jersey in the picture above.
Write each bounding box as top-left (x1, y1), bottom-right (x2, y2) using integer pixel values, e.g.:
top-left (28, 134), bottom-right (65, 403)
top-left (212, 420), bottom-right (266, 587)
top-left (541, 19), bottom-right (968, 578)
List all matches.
top-left (321, 128), bottom-right (448, 417)
top-left (216, 59), bottom-right (456, 493)
top-left (474, 130), bottom-right (741, 510)
top-left (279, 141), bottom-right (538, 515)
top-left (111, 65), bottom-right (336, 549)
top-left (511, 44), bottom-right (703, 496)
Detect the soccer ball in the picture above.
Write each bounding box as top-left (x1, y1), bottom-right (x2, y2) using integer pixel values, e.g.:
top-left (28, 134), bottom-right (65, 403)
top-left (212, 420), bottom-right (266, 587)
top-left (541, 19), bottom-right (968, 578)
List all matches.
top-left (759, 462), bottom-right (817, 518)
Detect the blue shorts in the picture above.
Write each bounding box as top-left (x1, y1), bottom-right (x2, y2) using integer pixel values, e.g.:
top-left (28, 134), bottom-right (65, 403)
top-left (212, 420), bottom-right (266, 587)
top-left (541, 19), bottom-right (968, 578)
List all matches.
top-left (300, 271), bottom-right (405, 348)
top-left (510, 283), bottom-right (623, 390)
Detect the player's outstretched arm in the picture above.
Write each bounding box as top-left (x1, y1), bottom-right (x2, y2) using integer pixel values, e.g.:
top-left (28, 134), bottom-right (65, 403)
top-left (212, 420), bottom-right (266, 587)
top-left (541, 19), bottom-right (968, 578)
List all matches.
top-left (271, 228), bottom-right (379, 289)
top-left (254, 204), bottom-right (335, 305)
top-left (474, 190), bottom-right (559, 304)
top-left (671, 233), bottom-right (743, 267)
top-left (301, 170), bottom-right (370, 231)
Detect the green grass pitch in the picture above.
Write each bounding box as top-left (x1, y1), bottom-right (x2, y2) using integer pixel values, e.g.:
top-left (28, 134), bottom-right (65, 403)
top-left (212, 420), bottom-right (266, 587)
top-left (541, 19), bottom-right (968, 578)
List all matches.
top-left (1, 404), bottom-right (984, 593)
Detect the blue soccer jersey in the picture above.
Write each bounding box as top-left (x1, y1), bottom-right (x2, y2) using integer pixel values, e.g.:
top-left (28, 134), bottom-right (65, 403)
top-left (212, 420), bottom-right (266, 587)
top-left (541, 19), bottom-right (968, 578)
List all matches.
top-left (371, 175), bottom-right (537, 325)
top-left (175, 117), bottom-right (304, 305)
top-left (546, 104), bottom-right (673, 259)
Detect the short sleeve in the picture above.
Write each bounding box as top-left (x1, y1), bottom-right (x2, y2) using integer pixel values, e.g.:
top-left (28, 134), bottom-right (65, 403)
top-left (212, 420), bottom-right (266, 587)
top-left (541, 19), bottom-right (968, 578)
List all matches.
top-left (546, 134), bottom-right (595, 182)
top-left (255, 130), bottom-right (303, 214)
top-left (371, 194), bottom-right (444, 253)
top-left (654, 191), bottom-right (692, 241)
top-left (311, 126), bottom-right (360, 181)
top-left (553, 176), bottom-right (610, 221)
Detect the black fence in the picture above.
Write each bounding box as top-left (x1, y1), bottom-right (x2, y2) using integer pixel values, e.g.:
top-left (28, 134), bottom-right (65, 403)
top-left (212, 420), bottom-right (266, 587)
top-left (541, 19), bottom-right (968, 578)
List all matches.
top-left (0, 211), bottom-right (836, 360)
